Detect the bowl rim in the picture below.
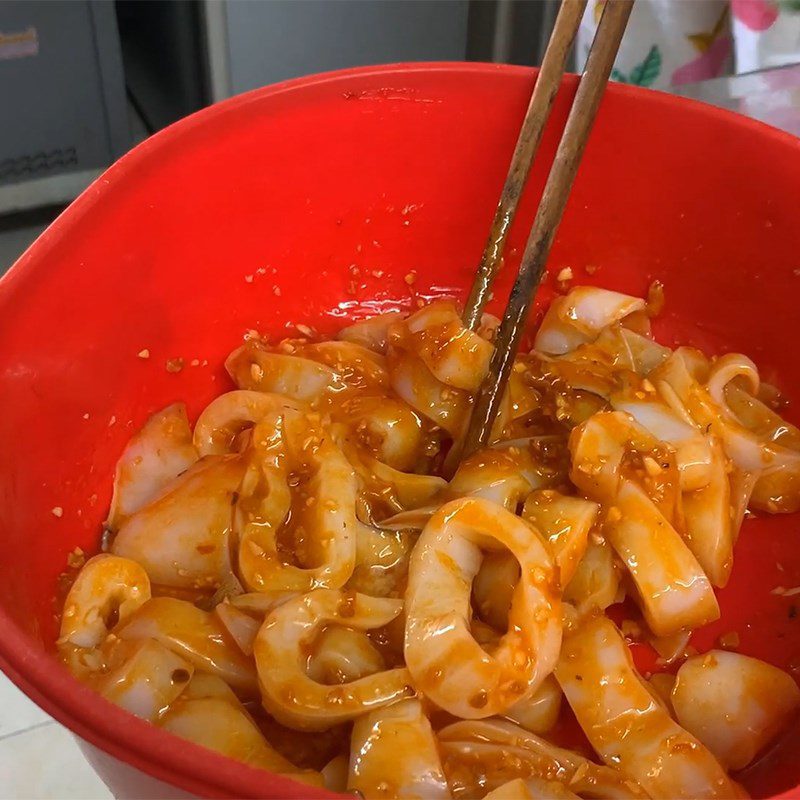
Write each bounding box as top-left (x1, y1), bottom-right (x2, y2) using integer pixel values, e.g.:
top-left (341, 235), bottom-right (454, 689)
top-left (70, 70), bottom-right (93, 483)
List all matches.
top-left (1, 60), bottom-right (798, 799)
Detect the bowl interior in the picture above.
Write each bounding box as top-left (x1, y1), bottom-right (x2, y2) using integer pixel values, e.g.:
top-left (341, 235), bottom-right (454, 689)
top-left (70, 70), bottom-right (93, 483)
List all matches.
top-left (1, 63), bottom-right (800, 798)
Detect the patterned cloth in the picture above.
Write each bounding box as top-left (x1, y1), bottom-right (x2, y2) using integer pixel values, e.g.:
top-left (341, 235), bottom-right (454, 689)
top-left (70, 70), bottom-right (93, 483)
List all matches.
top-left (577, 0), bottom-right (800, 90)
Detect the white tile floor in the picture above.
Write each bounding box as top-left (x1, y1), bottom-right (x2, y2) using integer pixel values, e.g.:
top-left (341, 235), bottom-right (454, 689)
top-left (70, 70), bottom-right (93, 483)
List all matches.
top-left (0, 674), bottom-right (111, 798)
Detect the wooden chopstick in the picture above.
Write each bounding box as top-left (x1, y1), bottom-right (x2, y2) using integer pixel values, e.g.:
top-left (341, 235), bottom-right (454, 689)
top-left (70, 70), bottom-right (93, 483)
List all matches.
top-left (462, 0), bottom-right (587, 332)
top-left (461, 0), bottom-right (634, 458)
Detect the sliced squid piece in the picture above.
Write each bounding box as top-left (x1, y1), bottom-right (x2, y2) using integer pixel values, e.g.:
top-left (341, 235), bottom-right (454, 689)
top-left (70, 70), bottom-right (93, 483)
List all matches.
top-left (724, 381), bottom-right (800, 450)
top-left (648, 672), bottom-right (677, 715)
top-left (612, 398), bottom-right (714, 491)
top-left (534, 296), bottom-right (594, 356)
top-left (388, 348), bottom-right (471, 438)
top-left (556, 616), bottom-right (742, 799)
top-left (521, 490), bottom-right (598, 586)
top-left (672, 650), bottom-right (800, 770)
top-left (606, 480), bottom-right (719, 636)
top-left (96, 639), bottom-right (194, 721)
top-left (594, 325), bottom-right (672, 375)
top-left (213, 602), bottom-right (260, 657)
top-left (730, 467), bottom-right (758, 542)
top-left (653, 349), bottom-right (773, 471)
top-left (306, 625), bottom-right (386, 684)
top-left (226, 340), bottom-right (343, 400)
top-left (400, 300), bottom-right (493, 391)
top-left (322, 754), bottom-right (349, 793)
top-left (563, 538), bottom-right (621, 616)
top-left (339, 434), bottom-right (446, 518)
top-left (59, 554), bottom-right (151, 649)
top-left (541, 347), bottom-right (622, 400)
top-left (107, 403), bottom-right (198, 530)
top-left (300, 340), bottom-right (389, 390)
top-left (438, 718), bottom-right (648, 799)
top-left (505, 675), bottom-right (562, 734)
top-left (229, 591), bottom-right (298, 616)
top-left (348, 699), bottom-right (450, 799)
top-left (116, 596), bottom-right (257, 693)
top-left (706, 353), bottom-right (760, 406)
top-left (238, 413), bottom-right (358, 593)
top-left (473, 551), bottom-right (519, 632)
top-left (534, 288), bottom-right (646, 356)
top-left (178, 671), bottom-right (239, 702)
top-left (387, 302), bottom-right (512, 446)
top-left (347, 523), bottom-right (412, 598)
top-left (254, 589), bottom-right (413, 730)
top-left (654, 349), bottom-right (800, 513)
top-left (160, 690), bottom-right (321, 783)
top-left (681, 437), bottom-right (734, 587)
top-left (338, 310), bottom-right (406, 354)
top-left (447, 446), bottom-right (544, 511)
top-left (345, 395), bottom-right (425, 472)
top-left (378, 505), bottom-right (438, 533)
top-left (569, 411), bottom-right (672, 506)
top-left (648, 629), bottom-right (692, 667)
top-left (405, 497), bottom-right (561, 718)
top-left (111, 455), bottom-right (245, 590)
top-left (484, 777), bottom-right (580, 800)
top-left (193, 390), bottom-right (302, 456)
top-left (750, 461), bottom-right (800, 514)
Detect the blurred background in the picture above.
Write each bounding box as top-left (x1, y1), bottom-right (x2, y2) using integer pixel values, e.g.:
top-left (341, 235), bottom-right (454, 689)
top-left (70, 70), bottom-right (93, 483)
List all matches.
top-left (1, 0), bottom-right (799, 276)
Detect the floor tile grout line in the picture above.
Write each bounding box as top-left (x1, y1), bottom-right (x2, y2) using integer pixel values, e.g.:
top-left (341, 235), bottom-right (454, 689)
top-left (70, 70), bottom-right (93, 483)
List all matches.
top-left (0, 719), bottom-right (54, 743)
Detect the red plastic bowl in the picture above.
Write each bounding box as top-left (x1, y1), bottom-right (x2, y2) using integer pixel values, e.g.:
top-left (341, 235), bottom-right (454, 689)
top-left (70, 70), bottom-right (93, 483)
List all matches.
top-left (1, 63), bottom-right (800, 799)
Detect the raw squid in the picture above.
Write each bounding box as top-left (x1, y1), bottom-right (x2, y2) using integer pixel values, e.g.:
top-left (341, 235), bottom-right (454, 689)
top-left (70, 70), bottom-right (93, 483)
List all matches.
top-left (59, 283), bottom-right (800, 799)
top-left (348, 699), bottom-right (450, 798)
top-left (254, 589), bottom-right (413, 730)
top-left (60, 554), bottom-right (151, 649)
top-left (555, 616), bottom-right (743, 799)
top-left (672, 650), bottom-right (800, 770)
top-left (404, 497), bottom-right (561, 718)
top-left (106, 403), bottom-right (197, 529)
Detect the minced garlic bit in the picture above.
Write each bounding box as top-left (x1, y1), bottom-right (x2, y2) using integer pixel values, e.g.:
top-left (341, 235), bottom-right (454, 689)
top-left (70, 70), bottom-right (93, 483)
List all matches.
top-left (557, 267), bottom-right (574, 282)
top-left (273, 286), bottom-right (282, 296)
top-left (82, 413), bottom-right (90, 420)
top-left (244, 274), bottom-right (254, 283)
top-left (585, 263), bottom-right (599, 275)
top-left (718, 631), bottom-right (740, 649)
top-left (137, 349), bottom-right (150, 359)
top-left (646, 279), bottom-right (666, 317)
top-left (621, 619), bottom-right (643, 639)
top-left (166, 358), bottom-right (185, 373)
top-left (190, 359), bottom-right (200, 367)
top-left (295, 323), bottom-right (314, 338)
top-left (108, 415), bottom-right (116, 426)
top-left (643, 456), bottom-right (663, 477)
top-left (67, 547), bottom-right (85, 568)
top-left (404, 271), bottom-right (417, 285)
top-left (51, 506), bottom-right (63, 518)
